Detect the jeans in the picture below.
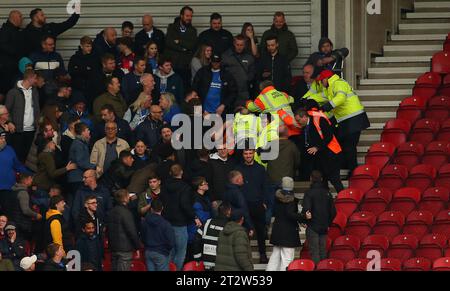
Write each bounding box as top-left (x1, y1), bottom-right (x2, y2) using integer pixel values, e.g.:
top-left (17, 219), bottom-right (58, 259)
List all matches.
top-left (145, 250), bottom-right (170, 271)
top-left (266, 247), bottom-right (295, 271)
top-left (112, 251), bottom-right (133, 271)
top-left (170, 226), bottom-right (188, 271)
top-left (306, 228), bottom-right (328, 265)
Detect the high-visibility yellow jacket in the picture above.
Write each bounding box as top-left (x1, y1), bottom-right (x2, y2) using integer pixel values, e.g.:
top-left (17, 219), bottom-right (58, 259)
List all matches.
top-left (302, 81), bottom-right (328, 106)
top-left (233, 113), bottom-right (262, 141)
top-left (246, 86), bottom-right (294, 114)
top-left (322, 74), bottom-right (365, 123)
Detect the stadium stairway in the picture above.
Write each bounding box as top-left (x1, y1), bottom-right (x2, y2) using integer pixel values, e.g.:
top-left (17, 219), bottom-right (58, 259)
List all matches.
top-left (253, 0), bottom-right (450, 271)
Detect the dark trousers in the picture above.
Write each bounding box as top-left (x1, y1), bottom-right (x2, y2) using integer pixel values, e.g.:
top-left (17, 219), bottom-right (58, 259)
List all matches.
top-left (317, 152), bottom-right (344, 193)
top-left (339, 131), bottom-right (361, 174)
top-left (174, 66), bottom-right (191, 91)
top-left (248, 201), bottom-right (267, 256)
top-left (10, 131), bottom-right (35, 163)
top-left (306, 228), bottom-right (328, 265)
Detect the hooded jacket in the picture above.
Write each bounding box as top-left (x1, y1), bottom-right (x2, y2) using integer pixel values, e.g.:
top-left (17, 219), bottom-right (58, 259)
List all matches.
top-left (75, 232), bottom-right (103, 271)
top-left (270, 189), bottom-right (303, 247)
top-left (5, 81), bottom-right (40, 133)
top-left (68, 49), bottom-right (102, 99)
top-left (165, 17), bottom-right (197, 68)
top-left (154, 69), bottom-right (185, 103)
top-left (33, 151), bottom-right (68, 191)
top-left (2, 184), bottom-right (39, 234)
top-left (260, 23), bottom-right (298, 62)
top-left (188, 193), bottom-right (212, 243)
top-left (161, 177), bottom-right (196, 226)
top-left (0, 21), bottom-right (25, 70)
top-left (92, 30), bottom-right (119, 60)
top-left (141, 213), bottom-right (175, 256)
top-left (266, 138), bottom-right (301, 185)
top-left (301, 182), bottom-right (337, 235)
top-left (0, 145), bottom-right (30, 190)
top-left (45, 208), bottom-right (73, 252)
top-left (215, 221), bottom-right (254, 271)
top-left (256, 51), bottom-right (292, 94)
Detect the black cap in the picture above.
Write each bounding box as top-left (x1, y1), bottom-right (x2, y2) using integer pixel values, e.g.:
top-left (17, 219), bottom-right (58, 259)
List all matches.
top-left (231, 209), bottom-right (244, 222)
top-left (211, 54), bottom-right (222, 63)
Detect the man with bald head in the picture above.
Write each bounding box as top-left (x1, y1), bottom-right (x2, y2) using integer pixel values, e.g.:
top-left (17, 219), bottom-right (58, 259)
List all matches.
top-left (135, 105), bottom-right (164, 148)
top-left (93, 27), bottom-right (119, 59)
top-left (24, 8), bottom-right (80, 55)
top-left (0, 10), bottom-right (25, 94)
top-left (135, 14), bottom-right (165, 56)
top-left (72, 169), bottom-right (112, 235)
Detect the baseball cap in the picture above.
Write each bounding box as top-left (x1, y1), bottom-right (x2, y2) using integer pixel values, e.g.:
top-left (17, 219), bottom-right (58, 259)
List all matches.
top-left (211, 54), bottom-right (222, 63)
top-left (4, 224), bottom-right (16, 231)
top-left (316, 69), bottom-right (334, 81)
top-left (20, 255), bottom-right (37, 270)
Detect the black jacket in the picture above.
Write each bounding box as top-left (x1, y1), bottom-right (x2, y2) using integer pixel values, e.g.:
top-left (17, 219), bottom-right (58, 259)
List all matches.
top-left (90, 68), bottom-right (124, 100)
top-left (256, 52), bottom-right (292, 94)
top-left (68, 49), bottom-right (102, 102)
top-left (270, 190), bottom-right (303, 248)
top-left (75, 233), bottom-right (103, 271)
top-left (304, 115), bottom-right (337, 156)
top-left (192, 66), bottom-right (238, 114)
top-left (207, 155), bottom-right (235, 202)
top-left (165, 18), bottom-right (197, 68)
top-left (0, 21), bottom-right (25, 70)
top-left (41, 260), bottom-right (67, 271)
top-left (134, 27), bottom-right (166, 56)
top-left (222, 183), bottom-right (254, 231)
top-left (135, 118), bottom-right (163, 149)
top-left (291, 78), bottom-right (309, 111)
top-left (93, 30), bottom-right (119, 60)
top-left (23, 13), bottom-right (80, 55)
top-left (141, 213), bottom-right (175, 256)
top-left (161, 178), bottom-right (196, 226)
top-left (234, 162), bottom-right (271, 204)
top-left (198, 28), bottom-right (233, 56)
top-left (301, 182), bottom-right (337, 235)
top-left (100, 160), bottom-right (135, 193)
top-left (107, 204), bottom-right (141, 252)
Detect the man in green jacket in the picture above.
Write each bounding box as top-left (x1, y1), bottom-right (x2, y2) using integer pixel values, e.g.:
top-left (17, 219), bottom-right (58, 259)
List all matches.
top-left (215, 210), bottom-right (254, 271)
top-left (93, 76), bottom-right (127, 122)
top-left (260, 12), bottom-right (298, 63)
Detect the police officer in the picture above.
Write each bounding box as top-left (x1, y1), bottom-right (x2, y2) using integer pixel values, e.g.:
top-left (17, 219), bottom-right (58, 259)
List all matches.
top-left (316, 70), bottom-right (370, 175)
top-left (295, 105), bottom-right (344, 193)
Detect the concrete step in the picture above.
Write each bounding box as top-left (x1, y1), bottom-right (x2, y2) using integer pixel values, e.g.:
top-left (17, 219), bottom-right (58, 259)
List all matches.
top-left (368, 66), bottom-right (429, 79)
top-left (399, 22), bottom-right (450, 34)
top-left (359, 78), bottom-right (416, 86)
top-left (406, 12), bottom-right (450, 19)
top-left (374, 56), bottom-right (432, 63)
top-left (390, 34), bottom-right (447, 41)
top-left (383, 44), bottom-right (442, 56)
top-left (356, 89), bottom-right (412, 97)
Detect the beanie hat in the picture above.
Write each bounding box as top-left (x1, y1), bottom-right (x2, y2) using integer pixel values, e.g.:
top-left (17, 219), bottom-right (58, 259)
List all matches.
top-left (281, 177), bottom-right (294, 191)
top-left (18, 57), bottom-right (33, 74)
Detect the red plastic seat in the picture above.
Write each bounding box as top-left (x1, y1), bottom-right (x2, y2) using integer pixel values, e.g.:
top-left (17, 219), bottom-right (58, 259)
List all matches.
top-left (431, 210), bottom-right (450, 239)
top-left (360, 188), bottom-right (393, 217)
top-left (380, 119), bottom-right (412, 148)
top-left (183, 261), bottom-right (205, 271)
top-left (387, 234), bottom-right (419, 263)
top-left (415, 234), bottom-right (447, 262)
top-left (345, 258), bottom-right (370, 271)
top-left (409, 118), bottom-right (440, 146)
top-left (433, 257), bottom-right (450, 271)
top-left (394, 142), bottom-right (425, 170)
top-left (335, 188), bottom-right (364, 217)
top-left (435, 163), bottom-right (450, 189)
top-left (328, 213), bottom-right (348, 241)
top-left (389, 187), bottom-right (421, 216)
top-left (372, 211), bottom-right (406, 241)
top-left (349, 165), bottom-right (380, 193)
top-left (169, 262), bottom-right (177, 271)
top-left (403, 257), bottom-right (432, 271)
top-left (365, 142), bottom-right (396, 169)
top-left (328, 235), bottom-right (361, 264)
top-left (377, 165), bottom-right (409, 192)
top-left (419, 187), bottom-right (450, 216)
top-left (380, 258), bottom-right (402, 271)
top-left (359, 235), bottom-right (390, 259)
top-left (425, 96), bottom-right (450, 123)
top-left (422, 141), bottom-right (449, 170)
top-left (397, 96), bottom-right (427, 123)
top-left (287, 259), bottom-right (315, 271)
top-left (437, 119), bottom-right (450, 141)
top-left (446, 245), bottom-right (450, 257)
top-left (130, 260), bottom-right (147, 271)
top-left (345, 212), bottom-right (377, 240)
top-left (403, 210), bottom-right (434, 240)
top-left (316, 259), bottom-right (344, 271)
top-left (413, 72), bottom-right (442, 100)
top-left (405, 164), bottom-right (438, 192)
top-left (439, 74), bottom-right (450, 96)
top-left (432, 51), bottom-right (450, 74)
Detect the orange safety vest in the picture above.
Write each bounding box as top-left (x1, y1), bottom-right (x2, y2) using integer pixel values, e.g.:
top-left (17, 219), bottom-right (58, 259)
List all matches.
top-left (307, 110), bottom-right (342, 154)
top-left (277, 108), bottom-right (302, 136)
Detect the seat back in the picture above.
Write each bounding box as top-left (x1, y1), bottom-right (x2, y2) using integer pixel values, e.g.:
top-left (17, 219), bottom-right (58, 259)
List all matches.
top-left (403, 257), bottom-right (432, 271)
top-left (316, 259), bottom-right (344, 271)
top-left (432, 51), bottom-right (450, 74)
top-left (287, 259), bottom-right (315, 271)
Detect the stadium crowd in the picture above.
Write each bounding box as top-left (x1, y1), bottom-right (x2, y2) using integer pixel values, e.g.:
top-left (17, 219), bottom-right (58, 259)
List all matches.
top-left (0, 5), bottom-right (369, 271)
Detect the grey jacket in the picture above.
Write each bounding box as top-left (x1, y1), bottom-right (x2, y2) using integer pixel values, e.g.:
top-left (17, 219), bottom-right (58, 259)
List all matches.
top-left (222, 48), bottom-right (255, 97)
top-left (5, 82), bottom-right (40, 132)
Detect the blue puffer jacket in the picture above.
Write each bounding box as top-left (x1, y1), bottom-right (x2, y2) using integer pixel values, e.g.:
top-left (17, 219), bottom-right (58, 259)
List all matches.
top-left (0, 146), bottom-right (31, 190)
top-left (67, 138), bottom-right (96, 183)
top-left (141, 213), bottom-right (175, 256)
top-left (187, 193), bottom-right (212, 243)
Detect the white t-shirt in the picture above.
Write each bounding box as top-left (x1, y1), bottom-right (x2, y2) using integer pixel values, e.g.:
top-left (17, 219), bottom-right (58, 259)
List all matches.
top-left (17, 81), bottom-right (35, 132)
